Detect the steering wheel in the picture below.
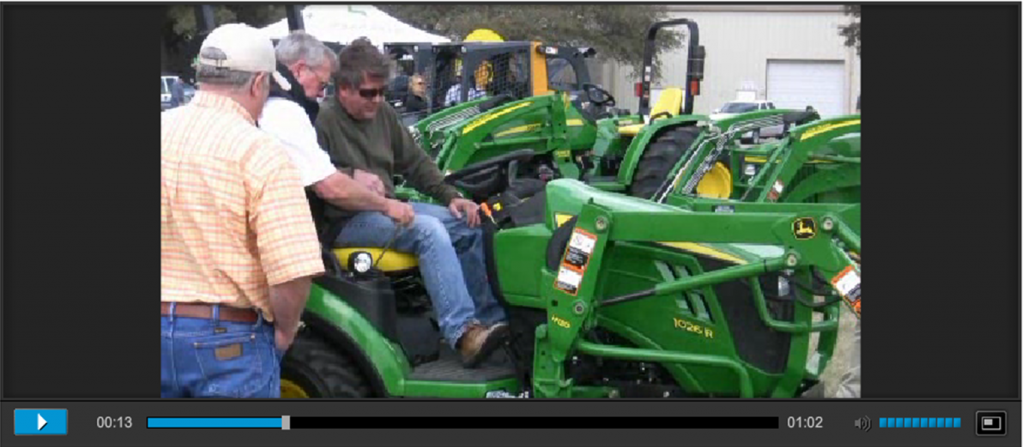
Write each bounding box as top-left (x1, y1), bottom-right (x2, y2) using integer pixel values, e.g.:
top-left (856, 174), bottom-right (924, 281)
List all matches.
top-left (582, 83), bottom-right (616, 108)
top-left (444, 149), bottom-right (536, 202)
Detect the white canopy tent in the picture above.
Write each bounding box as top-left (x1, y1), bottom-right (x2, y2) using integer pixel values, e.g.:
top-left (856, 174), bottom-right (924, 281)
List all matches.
top-left (261, 5), bottom-right (450, 48)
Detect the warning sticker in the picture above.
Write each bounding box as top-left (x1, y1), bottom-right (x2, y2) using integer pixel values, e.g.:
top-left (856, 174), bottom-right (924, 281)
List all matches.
top-left (831, 265), bottom-right (861, 315)
top-left (564, 230), bottom-right (596, 269)
top-left (553, 228), bottom-right (598, 295)
top-left (555, 266), bottom-right (583, 295)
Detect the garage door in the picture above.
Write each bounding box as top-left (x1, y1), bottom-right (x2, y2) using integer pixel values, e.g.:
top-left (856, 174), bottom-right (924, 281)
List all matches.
top-left (767, 60), bottom-right (846, 118)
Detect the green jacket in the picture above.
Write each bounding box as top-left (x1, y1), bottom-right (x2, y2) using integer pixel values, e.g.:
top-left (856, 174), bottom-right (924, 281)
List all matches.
top-left (314, 97), bottom-right (460, 219)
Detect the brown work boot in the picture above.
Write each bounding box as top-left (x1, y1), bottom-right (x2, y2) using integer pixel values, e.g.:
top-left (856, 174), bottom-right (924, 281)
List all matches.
top-left (458, 322), bottom-right (510, 368)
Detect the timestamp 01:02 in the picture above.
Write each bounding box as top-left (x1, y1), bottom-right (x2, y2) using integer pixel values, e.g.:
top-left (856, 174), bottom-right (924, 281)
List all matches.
top-left (787, 416), bottom-right (824, 428)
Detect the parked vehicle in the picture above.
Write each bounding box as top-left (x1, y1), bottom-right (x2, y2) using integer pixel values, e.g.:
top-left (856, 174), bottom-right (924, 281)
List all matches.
top-left (160, 76), bottom-right (176, 110)
top-left (710, 100), bottom-right (783, 142)
top-left (161, 75), bottom-right (191, 110)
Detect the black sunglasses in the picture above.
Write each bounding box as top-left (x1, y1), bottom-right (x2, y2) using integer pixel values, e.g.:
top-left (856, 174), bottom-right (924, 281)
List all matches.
top-left (358, 87), bottom-right (386, 99)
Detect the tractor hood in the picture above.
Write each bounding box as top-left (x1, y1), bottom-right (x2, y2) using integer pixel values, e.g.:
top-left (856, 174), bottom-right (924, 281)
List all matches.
top-left (543, 179), bottom-right (783, 265)
top-left (815, 132), bottom-right (860, 158)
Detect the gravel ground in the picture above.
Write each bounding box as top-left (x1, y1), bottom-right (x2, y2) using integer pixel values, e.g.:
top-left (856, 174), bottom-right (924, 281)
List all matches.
top-left (810, 304), bottom-right (859, 397)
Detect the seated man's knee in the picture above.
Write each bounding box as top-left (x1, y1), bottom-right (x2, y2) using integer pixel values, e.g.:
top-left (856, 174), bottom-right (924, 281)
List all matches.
top-left (412, 215), bottom-right (451, 245)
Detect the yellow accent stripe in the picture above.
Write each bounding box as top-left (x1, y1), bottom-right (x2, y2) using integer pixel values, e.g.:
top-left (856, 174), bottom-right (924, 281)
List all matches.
top-left (800, 119), bottom-right (860, 141)
top-left (567, 118), bottom-right (584, 126)
top-left (494, 123), bottom-right (542, 137)
top-left (743, 156), bottom-right (835, 164)
top-left (554, 214), bottom-right (745, 264)
top-left (463, 102), bottom-right (533, 135)
top-left (658, 242), bottom-right (748, 265)
top-left (332, 248), bottom-right (418, 272)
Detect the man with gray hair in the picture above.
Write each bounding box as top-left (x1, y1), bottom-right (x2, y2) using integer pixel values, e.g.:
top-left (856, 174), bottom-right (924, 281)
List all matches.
top-left (258, 31), bottom-right (415, 233)
top-left (161, 23), bottom-right (324, 398)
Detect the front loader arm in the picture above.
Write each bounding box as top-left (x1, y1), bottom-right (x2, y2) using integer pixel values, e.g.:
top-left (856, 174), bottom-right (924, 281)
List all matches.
top-left (436, 93), bottom-right (573, 173)
top-left (532, 194), bottom-right (860, 398)
top-left (744, 115), bottom-right (861, 203)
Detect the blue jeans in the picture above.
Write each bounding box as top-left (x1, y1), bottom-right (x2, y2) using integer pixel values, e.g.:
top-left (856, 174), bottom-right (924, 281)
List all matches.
top-left (336, 202), bottom-right (507, 348)
top-left (161, 303), bottom-right (282, 398)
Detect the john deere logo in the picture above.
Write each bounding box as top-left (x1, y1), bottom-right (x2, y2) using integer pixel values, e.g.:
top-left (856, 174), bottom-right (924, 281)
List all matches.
top-left (793, 218), bottom-right (817, 240)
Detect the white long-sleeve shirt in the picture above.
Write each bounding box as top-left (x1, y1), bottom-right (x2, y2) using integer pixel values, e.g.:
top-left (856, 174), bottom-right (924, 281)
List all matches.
top-left (257, 97), bottom-right (336, 187)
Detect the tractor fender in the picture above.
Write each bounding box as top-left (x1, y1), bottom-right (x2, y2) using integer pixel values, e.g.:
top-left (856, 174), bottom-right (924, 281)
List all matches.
top-left (299, 312), bottom-right (391, 397)
top-left (302, 285), bottom-right (415, 397)
top-left (615, 115), bottom-right (706, 186)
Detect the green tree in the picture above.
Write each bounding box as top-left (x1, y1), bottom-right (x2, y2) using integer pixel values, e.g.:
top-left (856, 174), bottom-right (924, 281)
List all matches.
top-left (838, 5), bottom-right (860, 55)
top-left (377, 4), bottom-right (683, 78)
top-left (161, 5), bottom-right (286, 81)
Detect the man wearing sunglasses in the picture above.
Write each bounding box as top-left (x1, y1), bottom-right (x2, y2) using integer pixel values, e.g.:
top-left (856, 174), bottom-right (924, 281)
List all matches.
top-left (259, 32), bottom-right (416, 233)
top-left (315, 38), bottom-right (509, 368)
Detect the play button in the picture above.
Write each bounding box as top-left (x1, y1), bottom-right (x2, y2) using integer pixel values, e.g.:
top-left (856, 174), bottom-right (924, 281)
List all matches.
top-left (13, 409), bottom-right (67, 435)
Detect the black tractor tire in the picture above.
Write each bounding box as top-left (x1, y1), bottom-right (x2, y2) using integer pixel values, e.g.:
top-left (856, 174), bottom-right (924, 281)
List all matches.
top-left (628, 126), bottom-right (702, 200)
top-left (280, 330), bottom-right (373, 398)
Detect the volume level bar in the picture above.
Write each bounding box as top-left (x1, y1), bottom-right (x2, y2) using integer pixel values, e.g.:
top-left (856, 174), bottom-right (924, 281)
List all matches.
top-left (148, 417), bottom-right (282, 429)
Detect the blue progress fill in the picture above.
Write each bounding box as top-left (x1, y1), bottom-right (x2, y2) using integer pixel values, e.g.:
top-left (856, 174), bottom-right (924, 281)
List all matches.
top-left (148, 418), bottom-right (281, 428)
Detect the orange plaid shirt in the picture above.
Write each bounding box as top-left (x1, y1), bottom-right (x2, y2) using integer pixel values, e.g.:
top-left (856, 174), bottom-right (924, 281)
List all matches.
top-left (161, 91), bottom-right (324, 322)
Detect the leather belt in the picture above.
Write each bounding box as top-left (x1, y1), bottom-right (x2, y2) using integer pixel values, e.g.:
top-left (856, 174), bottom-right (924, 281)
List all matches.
top-left (161, 301), bottom-right (259, 323)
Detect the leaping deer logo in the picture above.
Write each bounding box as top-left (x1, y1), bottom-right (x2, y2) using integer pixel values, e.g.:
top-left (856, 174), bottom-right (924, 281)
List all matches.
top-left (793, 218), bottom-right (817, 240)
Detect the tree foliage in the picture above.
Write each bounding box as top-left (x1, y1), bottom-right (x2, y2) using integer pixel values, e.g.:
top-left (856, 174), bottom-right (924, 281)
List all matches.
top-left (838, 5), bottom-right (860, 56)
top-left (160, 5), bottom-right (684, 80)
top-left (161, 5), bottom-right (286, 80)
top-left (377, 4), bottom-right (683, 78)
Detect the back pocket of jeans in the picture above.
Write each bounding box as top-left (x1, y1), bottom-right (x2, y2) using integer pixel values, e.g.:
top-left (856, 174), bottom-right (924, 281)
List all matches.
top-left (192, 332), bottom-right (264, 398)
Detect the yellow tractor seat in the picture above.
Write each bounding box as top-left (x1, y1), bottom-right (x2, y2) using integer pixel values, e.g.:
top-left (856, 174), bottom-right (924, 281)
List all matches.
top-left (618, 87), bottom-right (684, 136)
top-left (332, 248), bottom-right (419, 273)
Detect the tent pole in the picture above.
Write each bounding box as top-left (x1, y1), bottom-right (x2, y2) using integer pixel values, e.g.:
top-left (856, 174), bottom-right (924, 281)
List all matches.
top-left (286, 5), bottom-right (305, 31)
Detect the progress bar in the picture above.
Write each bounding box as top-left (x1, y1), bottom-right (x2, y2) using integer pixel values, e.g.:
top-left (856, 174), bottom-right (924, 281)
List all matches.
top-left (148, 417), bottom-right (285, 429)
top-left (146, 416), bottom-right (774, 430)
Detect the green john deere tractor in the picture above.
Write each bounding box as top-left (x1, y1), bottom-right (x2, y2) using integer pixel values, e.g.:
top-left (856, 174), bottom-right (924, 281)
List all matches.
top-left (280, 150), bottom-right (861, 399)
top-left (401, 18), bottom-right (721, 198)
top-left (400, 18), bottom-right (860, 222)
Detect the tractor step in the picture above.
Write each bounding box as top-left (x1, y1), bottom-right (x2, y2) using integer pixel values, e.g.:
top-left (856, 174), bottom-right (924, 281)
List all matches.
top-left (408, 344), bottom-right (516, 383)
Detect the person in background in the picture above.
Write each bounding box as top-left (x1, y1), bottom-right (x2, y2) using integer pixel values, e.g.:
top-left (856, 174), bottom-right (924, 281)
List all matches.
top-left (403, 73), bottom-right (429, 112)
top-left (161, 23), bottom-right (324, 398)
top-left (444, 60), bottom-right (490, 106)
top-left (315, 39), bottom-right (509, 368)
top-left (170, 78), bottom-right (186, 108)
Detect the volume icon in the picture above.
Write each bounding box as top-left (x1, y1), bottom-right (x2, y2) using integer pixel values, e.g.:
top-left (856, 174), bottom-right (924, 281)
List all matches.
top-left (855, 416), bottom-right (872, 432)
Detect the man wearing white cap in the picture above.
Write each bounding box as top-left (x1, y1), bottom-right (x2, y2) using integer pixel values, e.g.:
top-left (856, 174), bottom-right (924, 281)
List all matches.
top-left (161, 23), bottom-right (324, 398)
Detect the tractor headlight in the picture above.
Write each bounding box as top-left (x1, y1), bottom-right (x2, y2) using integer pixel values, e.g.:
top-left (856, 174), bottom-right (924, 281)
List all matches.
top-left (744, 164), bottom-right (757, 176)
top-left (348, 251), bottom-right (374, 274)
top-left (778, 276), bottom-right (791, 297)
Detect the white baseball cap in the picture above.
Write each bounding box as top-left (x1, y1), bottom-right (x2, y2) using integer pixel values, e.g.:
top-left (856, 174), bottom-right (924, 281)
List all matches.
top-left (197, 23), bottom-right (291, 90)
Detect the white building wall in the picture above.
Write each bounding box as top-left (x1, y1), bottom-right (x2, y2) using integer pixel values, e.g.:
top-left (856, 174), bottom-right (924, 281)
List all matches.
top-left (599, 5), bottom-right (860, 116)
